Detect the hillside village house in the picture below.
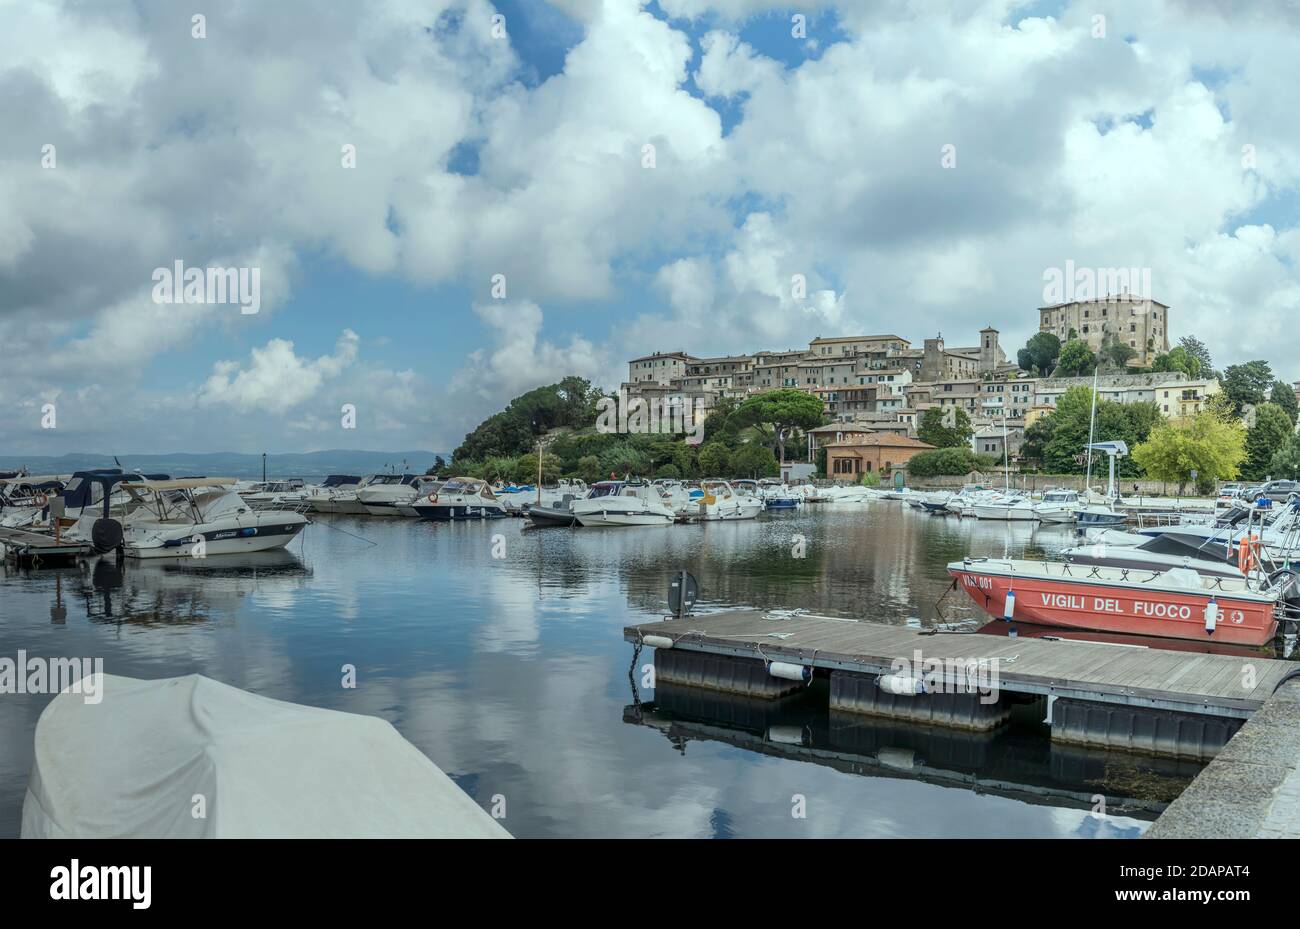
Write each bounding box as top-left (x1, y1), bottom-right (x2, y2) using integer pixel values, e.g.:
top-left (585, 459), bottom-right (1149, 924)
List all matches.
top-left (825, 433), bottom-right (935, 481)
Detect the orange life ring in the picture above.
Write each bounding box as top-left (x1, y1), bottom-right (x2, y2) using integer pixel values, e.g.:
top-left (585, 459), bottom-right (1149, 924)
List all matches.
top-left (427, 491), bottom-right (439, 504)
top-left (1238, 535), bottom-right (1257, 573)
top-left (34, 493), bottom-right (48, 507)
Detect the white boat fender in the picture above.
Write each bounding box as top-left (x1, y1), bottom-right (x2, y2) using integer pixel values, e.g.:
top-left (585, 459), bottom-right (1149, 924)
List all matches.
top-left (767, 725), bottom-right (809, 746)
top-left (877, 673), bottom-right (925, 695)
top-left (642, 634), bottom-right (675, 649)
top-left (877, 747), bottom-right (916, 771)
top-left (768, 661), bottom-right (811, 683)
top-left (1204, 597), bottom-right (1217, 636)
top-left (1003, 589), bottom-right (1017, 620)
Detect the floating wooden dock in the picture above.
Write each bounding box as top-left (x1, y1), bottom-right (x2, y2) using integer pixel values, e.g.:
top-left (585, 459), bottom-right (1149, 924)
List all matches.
top-left (625, 610), bottom-right (1296, 758)
top-left (0, 526), bottom-right (93, 566)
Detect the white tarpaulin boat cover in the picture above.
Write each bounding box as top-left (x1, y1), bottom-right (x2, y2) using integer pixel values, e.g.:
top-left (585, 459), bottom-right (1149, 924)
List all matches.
top-left (21, 674), bottom-right (510, 838)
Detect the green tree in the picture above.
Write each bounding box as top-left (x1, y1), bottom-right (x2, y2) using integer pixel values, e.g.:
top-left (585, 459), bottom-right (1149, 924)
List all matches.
top-left (1178, 336), bottom-right (1214, 379)
top-left (1098, 334), bottom-right (1137, 372)
top-left (1151, 345), bottom-right (1202, 378)
top-left (1243, 402), bottom-right (1293, 480)
top-left (697, 442), bottom-right (731, 476)
top-left (1016, 332), bottom-right (1061, 375)
top-left (730, 389), bottom-right (826, 463)
top-left (599, 442), bottom-right (651, 478)
top-left (1036, 387), bottom-right (1160, 476)
top-left (1053, 339), bottom-right (1097, 377)
top-left (1132, 411), bottom-right (1246, 494)
top-left (513, 452), bottom-right (562, 485)
top-left (907, 447), bottom-right (996, 477)
top-left (478, 456), bottom-right (520, 482)
top-left (655, 463), bottom-right (682, 479)
top-left (917, 406), bottom-right (974, 448)
top-left (576, 455), bottom-right (603, 484)
top-left (1222, 360), bottom-right (1274, 416)
top-left (1269, 433), bottom-right (1300, 479)
top-left (1270, 380), bottom-right (1298, 426)
top-left (730, 443), bottom-right (779, 478)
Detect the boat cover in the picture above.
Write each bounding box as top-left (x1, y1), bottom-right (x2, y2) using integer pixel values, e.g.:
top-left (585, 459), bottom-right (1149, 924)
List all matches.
top-left (21, 674), bottom-right (509, 839)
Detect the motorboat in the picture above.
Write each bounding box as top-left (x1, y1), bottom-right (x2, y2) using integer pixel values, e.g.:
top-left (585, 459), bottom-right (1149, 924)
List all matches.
top-left (301, 475), bottom-right (364, 514)
top-left (651, 479), bottom-right (701, 518)
top-left (0, 474), bottom-right (71, 527)
top-left (1033, 489), bottom-right (1080, 523)
top-left (356, 474), bottom-right (438, 516)
top-left (949, 556), bottom-right (1300, 646)
top-left (65, 477), bottom-right (308, 559)
top-left (571, 481), bottom-right (675, 527)
top-left (758, 479), bottom-right (802, 510)
top-left (411, 477), bottom-right (507, 520)
top-left (1075, 503), bottom-right (1127, 527)
top-left (691, 480), bottom-right (764, 521)
top-left (1061, 532), bottom-right (1245, 579)
top-left (493, 483), bottom-right (537, 515)
top-left (944, 485), bottom-right (996, 517)
top-left (241, 479), bottom-right (311, 512)
top-left (970, 493), bottom-right (1036, 521)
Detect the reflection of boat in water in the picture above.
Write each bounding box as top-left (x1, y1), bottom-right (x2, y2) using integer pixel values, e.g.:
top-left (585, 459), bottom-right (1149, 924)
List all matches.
top-left (623, 682), bottom-right (1191, 821)
top-left (77, 549), bottom-right (313, 625)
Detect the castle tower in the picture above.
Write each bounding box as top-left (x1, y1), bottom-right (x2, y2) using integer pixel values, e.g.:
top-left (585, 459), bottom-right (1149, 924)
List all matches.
top-left (979, 326), bottom-right (999, 374)
top-left (920, 334), bottom-right (945, 382)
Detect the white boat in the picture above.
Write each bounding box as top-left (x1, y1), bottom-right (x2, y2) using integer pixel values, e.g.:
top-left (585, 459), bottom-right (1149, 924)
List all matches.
top-left (571, 481), bottom-right (675, 527)
top-left (1034, 489), bottom-right (1080, 523)
top-left (411, 477), bottom-right (507, 520)
top-left (691, 480), bottom-right (764, 521)
top-left (970, 494), bottom-right (1037, 521)
top-left (356, 474), bottom-right (438, 516)
top-left (302, 475), bottom-right (365, 514)
top-left (241, 479), bottom-right (312, 512)
top-left (66, 477), bottom-right (308, 558)
top-left (23, 673), bottom-right (510, 838)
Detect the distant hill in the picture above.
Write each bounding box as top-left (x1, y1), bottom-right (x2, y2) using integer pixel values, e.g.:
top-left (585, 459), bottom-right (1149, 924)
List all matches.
top-left (0, 450), bottom-right (449, 480)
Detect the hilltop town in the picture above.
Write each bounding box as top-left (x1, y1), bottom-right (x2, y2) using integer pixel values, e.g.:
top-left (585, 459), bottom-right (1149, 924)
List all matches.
top-left (622, 293), bottom-right (1254, 481)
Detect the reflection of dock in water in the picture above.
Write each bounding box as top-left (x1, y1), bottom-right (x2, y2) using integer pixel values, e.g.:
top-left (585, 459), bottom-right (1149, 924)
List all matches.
top-left (624, 683), bottom-right (1201, 819)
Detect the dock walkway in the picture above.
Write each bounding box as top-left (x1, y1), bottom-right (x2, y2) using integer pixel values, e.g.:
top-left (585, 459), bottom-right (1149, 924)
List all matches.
top-left (0, 526), bottom-right (92, 565)
top-left (624, 610), bottom-right (1293, 720)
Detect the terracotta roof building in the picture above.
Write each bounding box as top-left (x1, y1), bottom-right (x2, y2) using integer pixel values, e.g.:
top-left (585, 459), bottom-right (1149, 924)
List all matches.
top-left (824, 432), bottom-right (935, 482)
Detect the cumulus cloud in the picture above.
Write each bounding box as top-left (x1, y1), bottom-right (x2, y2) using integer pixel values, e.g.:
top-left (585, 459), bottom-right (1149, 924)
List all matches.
top-left (2, 0), bottom-right (1299, 455)
top-left (198, 330), bottom-right (360, 413)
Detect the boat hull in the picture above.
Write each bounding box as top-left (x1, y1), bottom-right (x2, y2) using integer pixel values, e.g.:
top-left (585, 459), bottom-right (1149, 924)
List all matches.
top-left (126, 521), bottom-right (306, 559)
top-left (572, 509), bottom-right (672, 527)
top-left (412, 504), bottom-right (507, 520)
top-left (947, 564), bottom-right (1278, 645)
top-left (970, 503), bottom-right (1036, 521)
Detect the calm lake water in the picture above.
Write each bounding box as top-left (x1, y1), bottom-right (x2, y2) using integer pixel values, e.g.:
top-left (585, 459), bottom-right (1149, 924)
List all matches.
top-left (0, 502), bottom-right (1202, 838)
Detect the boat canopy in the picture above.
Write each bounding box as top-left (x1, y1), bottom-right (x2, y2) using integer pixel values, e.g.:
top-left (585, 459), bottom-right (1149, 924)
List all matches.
top-left (320, 475), bottom-right (361, 487)
top-left (21, 674), bottom-right (511, 839)
top-left (120, 477), bottom-right (237, 491)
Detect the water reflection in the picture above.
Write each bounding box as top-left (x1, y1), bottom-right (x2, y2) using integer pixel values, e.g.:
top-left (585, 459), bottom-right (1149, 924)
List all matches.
top-left (626, 682), bottom-right (1197, 830)
top-left (0, 503), bottom-right (1193, 838)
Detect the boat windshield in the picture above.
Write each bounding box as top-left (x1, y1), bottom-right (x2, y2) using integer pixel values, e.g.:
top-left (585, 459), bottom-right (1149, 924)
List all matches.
top-left (589, 482), bottom-right (624, 498)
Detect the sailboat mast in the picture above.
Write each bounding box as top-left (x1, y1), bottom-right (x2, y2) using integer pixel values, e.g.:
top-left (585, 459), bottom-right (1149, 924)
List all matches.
top-left (1084, 367), bottom-right (1099, 495)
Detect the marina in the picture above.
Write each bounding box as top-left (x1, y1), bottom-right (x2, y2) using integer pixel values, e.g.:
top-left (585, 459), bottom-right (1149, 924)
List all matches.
top-left (2, 488), bottom-right (1297, 839)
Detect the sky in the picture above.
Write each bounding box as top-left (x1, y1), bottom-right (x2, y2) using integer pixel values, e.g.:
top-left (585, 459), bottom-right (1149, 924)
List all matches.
top-left (1, 0), bottom-right (1298, 456)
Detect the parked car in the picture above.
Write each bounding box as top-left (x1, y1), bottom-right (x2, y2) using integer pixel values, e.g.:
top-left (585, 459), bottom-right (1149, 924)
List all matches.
top-left (1246, 480), bottom-right (1300, 502)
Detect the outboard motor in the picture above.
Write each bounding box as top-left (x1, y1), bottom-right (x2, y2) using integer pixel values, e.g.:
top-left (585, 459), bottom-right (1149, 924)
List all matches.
top-left (90, 517), bottom-right (124, 554)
